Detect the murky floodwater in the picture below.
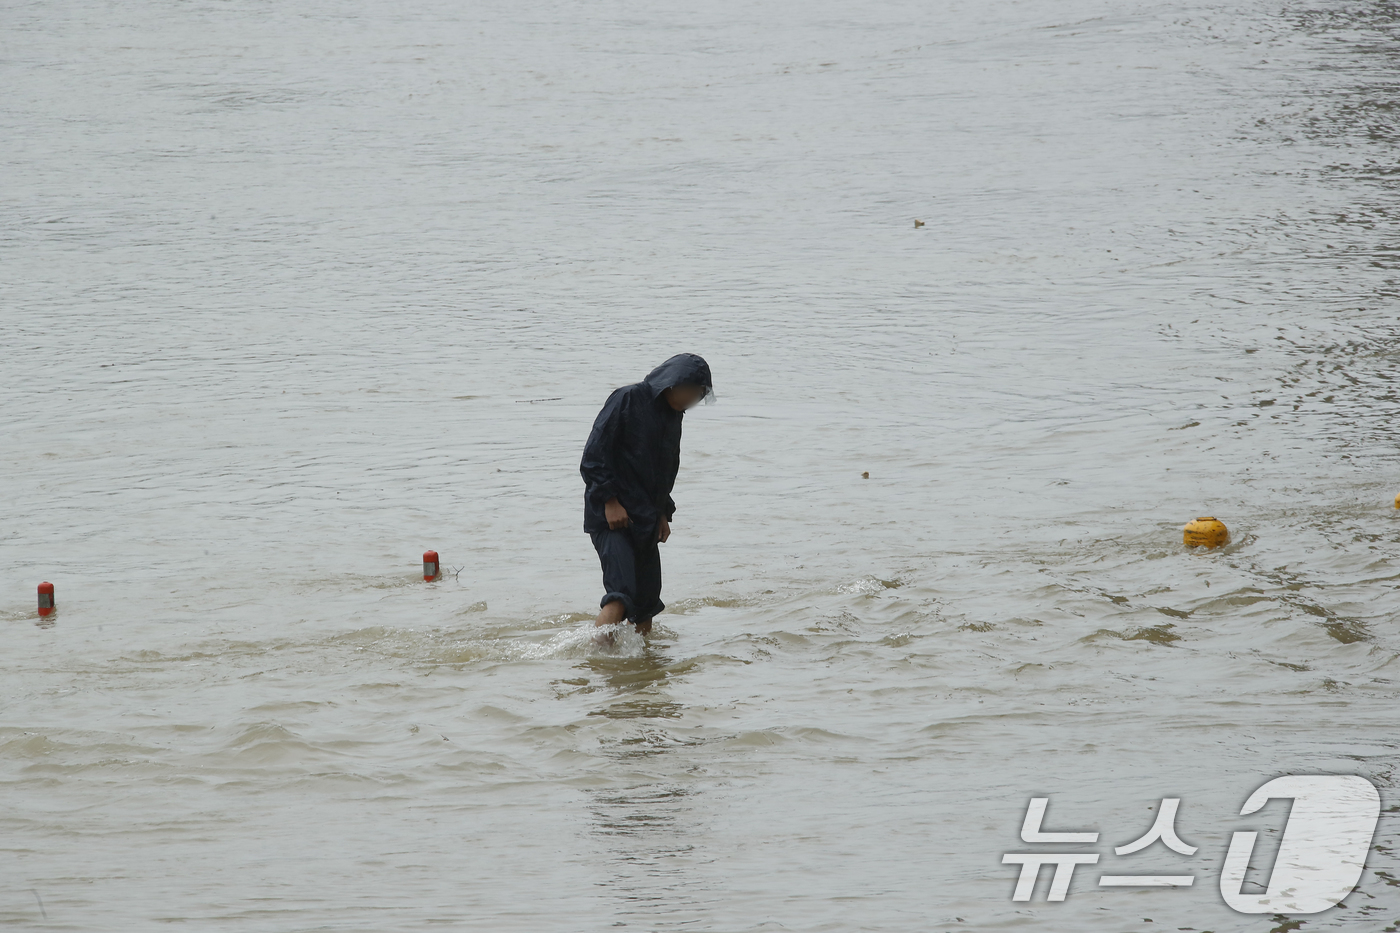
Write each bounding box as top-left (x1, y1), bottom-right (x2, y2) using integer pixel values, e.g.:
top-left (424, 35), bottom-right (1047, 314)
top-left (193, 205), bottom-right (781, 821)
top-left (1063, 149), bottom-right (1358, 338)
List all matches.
top-left (3, 0), bottom-right (1399, 929)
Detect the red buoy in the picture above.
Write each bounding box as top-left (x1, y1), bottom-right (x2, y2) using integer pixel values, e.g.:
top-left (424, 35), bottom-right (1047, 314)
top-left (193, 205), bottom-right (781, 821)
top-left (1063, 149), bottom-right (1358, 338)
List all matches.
top-left (37, 582), bottom-right (55, 617)
top-left (423, 550), bottom-right (440, 581)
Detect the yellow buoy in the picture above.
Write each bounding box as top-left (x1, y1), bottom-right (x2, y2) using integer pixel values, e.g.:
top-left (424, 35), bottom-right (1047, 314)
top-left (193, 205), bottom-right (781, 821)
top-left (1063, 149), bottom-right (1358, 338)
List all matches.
top-left (1183, 516), bottom-right (1229, 549)
top-left (1394, 492), bottom-right (1399, 509)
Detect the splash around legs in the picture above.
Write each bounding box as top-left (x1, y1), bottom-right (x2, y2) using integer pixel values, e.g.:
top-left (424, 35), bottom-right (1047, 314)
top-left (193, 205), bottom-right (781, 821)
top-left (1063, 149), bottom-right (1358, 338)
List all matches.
top-left (592, 599), bottom-right (653, 646)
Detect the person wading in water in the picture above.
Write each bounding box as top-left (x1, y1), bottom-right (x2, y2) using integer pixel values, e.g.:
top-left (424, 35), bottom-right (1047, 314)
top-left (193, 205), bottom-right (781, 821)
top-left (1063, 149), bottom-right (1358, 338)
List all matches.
top-left (580, 353), bottom-right (715, 642)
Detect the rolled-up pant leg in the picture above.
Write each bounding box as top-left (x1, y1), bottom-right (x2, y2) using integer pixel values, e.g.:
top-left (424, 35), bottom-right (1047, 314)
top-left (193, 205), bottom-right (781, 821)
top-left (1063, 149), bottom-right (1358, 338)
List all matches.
top-left (632, 530), bottom-right (664, 619)
top-left (590, 528), bottom-right (664, 622)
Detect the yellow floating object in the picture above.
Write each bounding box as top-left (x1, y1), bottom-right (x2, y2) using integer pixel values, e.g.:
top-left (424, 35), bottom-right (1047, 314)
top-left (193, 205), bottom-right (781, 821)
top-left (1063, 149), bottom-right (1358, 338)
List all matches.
top-left (1183, 516), bottom-right (1229, 549)
top-left (1394, 492), bottom-right (1399, 509)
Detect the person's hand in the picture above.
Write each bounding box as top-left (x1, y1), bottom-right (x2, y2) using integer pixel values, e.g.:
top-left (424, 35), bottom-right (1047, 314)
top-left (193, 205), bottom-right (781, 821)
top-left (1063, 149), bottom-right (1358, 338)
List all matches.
top-left (658, 516), bottom-right (671, 543)
top-left (605, 497), bottom-right (630, 530)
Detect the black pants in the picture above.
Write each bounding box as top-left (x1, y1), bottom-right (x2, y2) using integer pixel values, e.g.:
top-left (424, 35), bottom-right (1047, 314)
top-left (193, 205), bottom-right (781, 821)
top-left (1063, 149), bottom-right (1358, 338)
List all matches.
top-left (590, 526), bottom-right (663, 622)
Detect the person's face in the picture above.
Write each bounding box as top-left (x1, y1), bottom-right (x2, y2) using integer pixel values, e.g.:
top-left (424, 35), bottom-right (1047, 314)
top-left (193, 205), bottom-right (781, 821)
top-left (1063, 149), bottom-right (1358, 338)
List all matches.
top-left (664, 384), bottom-right (705, 411)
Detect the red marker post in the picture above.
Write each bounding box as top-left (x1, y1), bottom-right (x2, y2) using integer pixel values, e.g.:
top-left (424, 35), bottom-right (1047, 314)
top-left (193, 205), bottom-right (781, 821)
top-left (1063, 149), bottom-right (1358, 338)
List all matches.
top-left (423, 551), bottom-right (440, 581)
top-left (37, 582), bottom-right (55, 617)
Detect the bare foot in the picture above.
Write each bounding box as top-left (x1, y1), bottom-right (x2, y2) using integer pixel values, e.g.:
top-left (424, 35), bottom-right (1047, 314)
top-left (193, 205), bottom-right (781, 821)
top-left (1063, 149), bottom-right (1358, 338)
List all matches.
top-left (593, 600), bottom-right (627, 647)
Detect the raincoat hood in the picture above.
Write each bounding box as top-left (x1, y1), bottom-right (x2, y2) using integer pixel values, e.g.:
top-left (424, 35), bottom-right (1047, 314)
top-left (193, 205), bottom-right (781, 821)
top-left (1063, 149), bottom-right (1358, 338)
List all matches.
top-left (643, 353), bottom-right (713, 399)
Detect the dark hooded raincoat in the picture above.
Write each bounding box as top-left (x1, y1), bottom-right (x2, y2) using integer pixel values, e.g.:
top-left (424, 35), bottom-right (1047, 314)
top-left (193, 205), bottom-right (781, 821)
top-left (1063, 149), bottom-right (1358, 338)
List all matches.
top-left (580, 353), bottom-right (713, 543)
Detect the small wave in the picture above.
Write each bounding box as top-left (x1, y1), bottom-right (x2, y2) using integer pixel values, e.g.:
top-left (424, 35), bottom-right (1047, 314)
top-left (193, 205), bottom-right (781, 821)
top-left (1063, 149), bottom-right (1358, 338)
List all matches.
top-left (836, 575), bottom-right (903, 595)
top-left (324, 618), bottom-right (651, 664)
top-left (512, 622), bottom-right (648, 660)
